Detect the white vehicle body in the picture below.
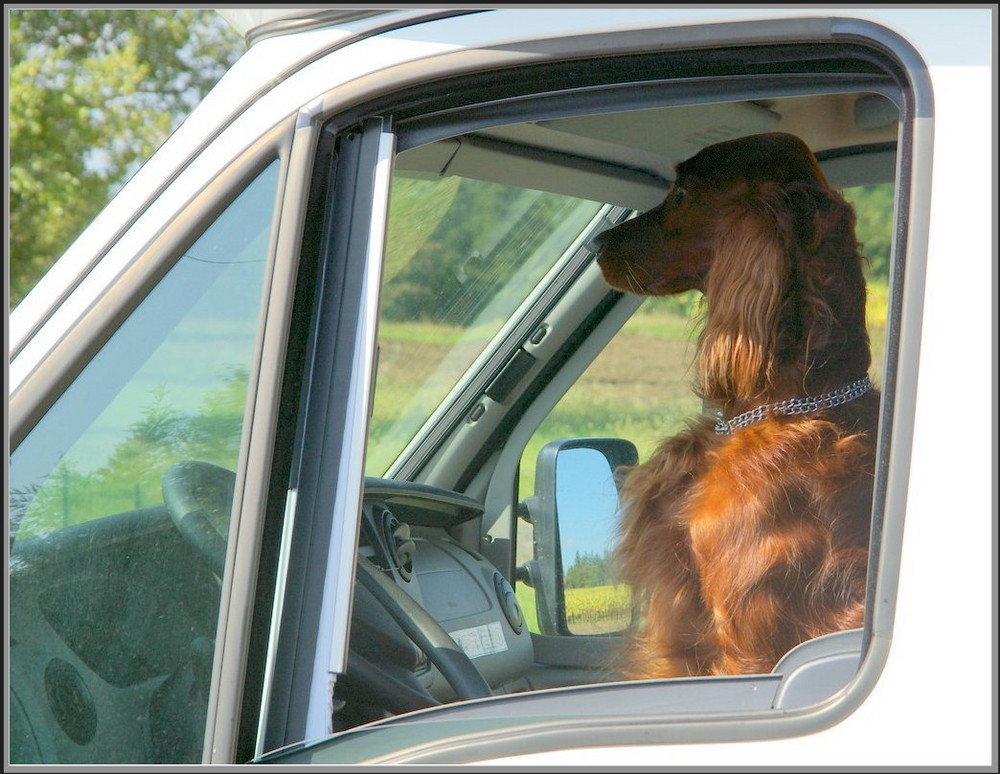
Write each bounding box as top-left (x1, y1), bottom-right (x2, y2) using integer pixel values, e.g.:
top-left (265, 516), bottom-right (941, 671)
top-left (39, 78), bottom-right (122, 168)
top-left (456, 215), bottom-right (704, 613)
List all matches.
top-left (7, 7), bottom-right (994, 768)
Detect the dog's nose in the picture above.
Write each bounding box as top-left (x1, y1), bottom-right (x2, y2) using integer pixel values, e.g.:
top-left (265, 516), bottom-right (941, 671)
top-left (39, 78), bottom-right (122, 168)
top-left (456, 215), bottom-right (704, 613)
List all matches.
top-left (591, 228), bottom-right (612, 254)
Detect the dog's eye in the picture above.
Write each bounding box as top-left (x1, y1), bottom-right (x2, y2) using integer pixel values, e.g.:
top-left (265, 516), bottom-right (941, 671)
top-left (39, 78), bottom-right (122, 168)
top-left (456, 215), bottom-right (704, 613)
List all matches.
top-left (672, 186), bottom-right (686, 203)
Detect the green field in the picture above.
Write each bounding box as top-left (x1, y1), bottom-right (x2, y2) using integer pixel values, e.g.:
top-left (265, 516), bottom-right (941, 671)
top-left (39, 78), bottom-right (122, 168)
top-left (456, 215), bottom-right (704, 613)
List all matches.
top-left (515, 583), bottom-right (632, 635)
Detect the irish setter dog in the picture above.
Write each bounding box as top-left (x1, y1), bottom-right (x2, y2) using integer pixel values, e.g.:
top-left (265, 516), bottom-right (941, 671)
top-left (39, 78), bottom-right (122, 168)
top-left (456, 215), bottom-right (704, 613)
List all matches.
top-left (594, 132), bottom-right (880, 678)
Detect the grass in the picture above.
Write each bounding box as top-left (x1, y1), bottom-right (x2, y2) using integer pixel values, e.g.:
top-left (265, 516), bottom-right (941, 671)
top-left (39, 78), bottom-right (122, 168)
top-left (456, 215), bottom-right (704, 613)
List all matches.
top-left (372, 276), bottom-right (888, 484)
top-left (514, 583), bottom-right (631, 635)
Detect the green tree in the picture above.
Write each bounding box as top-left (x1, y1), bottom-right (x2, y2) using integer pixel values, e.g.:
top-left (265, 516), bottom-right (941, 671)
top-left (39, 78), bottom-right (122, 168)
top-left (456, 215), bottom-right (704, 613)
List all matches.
top-left (8, 9), bottom-right (245, 308)
top-left (10, 364), bottom-right (252, 536)
top-left (382, 178), bottom-right (587, 324)
top-left (843, 183), bottom-right (894, 281)
top-left (565, 550), bottom-right (613, 589)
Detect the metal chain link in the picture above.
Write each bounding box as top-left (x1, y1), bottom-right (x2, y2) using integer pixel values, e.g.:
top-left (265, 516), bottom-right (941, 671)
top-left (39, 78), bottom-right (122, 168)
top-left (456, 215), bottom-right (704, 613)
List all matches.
top-left (715, 375), bottom-right (874, 435)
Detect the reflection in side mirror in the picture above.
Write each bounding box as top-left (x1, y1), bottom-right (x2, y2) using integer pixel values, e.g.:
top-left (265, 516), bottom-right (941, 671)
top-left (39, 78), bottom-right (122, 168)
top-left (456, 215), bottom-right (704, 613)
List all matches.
top-left (528, 438), bottom-right (638, 635)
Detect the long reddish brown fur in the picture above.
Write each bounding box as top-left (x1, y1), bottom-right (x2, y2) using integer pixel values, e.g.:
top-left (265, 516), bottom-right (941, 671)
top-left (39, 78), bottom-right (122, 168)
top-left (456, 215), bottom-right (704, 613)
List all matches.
top-left (594, 132), bottom-right (879, 678)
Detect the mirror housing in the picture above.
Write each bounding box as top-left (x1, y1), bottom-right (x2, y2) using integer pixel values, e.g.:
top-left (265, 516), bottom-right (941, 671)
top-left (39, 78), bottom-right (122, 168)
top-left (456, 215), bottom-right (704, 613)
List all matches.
top-left (525, 437), bottom-right (638, 635)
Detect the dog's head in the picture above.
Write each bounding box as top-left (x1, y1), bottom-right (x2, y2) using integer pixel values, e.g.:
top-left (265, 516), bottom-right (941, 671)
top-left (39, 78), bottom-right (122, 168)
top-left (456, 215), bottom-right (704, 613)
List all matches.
top-left (595, 132), bottom-right (830, 296)
top-left (595, 132), bottom-right (870, 403)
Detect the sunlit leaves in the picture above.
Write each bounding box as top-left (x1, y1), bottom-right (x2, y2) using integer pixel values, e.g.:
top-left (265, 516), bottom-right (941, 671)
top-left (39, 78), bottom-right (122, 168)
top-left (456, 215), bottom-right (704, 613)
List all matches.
top-left (8, 9), bottom-right (245, 307)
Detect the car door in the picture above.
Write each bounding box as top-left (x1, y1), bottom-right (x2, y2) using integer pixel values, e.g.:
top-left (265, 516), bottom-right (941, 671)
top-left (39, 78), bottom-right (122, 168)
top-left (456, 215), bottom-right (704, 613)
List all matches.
top-left (9, 8), bottom-right (952, 767)
top-left (258, 11), bottom-right (930, 765)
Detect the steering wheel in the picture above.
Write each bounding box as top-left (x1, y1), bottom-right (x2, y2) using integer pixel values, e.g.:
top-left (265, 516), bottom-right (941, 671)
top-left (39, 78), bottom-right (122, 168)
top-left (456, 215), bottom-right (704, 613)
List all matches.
top-left (161, 460), bottom-right (491, 707)
top-left (162, 460), bottom-right (234, 576)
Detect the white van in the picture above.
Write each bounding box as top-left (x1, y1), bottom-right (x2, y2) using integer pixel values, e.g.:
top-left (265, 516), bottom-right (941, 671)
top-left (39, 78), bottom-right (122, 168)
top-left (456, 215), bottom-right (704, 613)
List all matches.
top-left (7, 7), bottom-right (994, 768)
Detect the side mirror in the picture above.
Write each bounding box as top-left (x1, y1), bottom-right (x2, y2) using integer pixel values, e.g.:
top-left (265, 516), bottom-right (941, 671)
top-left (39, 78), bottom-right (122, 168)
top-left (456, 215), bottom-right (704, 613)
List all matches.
top-left (522, 437), bottom-right (638, 635)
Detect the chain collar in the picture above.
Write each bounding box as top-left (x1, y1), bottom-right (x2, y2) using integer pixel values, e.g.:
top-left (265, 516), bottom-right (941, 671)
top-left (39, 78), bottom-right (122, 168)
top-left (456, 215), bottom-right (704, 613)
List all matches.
top-left (714, 375), bottom-right (874, 435)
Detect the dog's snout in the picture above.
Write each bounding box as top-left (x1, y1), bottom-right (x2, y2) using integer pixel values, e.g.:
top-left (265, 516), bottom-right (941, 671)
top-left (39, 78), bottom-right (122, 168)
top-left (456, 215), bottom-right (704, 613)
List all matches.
top-left (592, 218), bottom-right (632, 256)
top-left (591, 227), bottom-right (613, 253)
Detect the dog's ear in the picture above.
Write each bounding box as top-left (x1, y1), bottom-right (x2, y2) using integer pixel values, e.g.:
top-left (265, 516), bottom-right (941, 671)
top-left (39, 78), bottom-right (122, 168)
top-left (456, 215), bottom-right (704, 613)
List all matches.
top-left (699, 179), bottom-right (869, 402)
top-left (784, 182), bottom-right (870, 374)
top-left (698, 182), bottom-right (793, 403)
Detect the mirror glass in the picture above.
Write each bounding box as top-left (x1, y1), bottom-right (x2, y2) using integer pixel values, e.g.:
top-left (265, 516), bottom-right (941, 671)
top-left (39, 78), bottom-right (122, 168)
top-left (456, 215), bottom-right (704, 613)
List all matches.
top-left (555, 447), bottom-right (631, 634)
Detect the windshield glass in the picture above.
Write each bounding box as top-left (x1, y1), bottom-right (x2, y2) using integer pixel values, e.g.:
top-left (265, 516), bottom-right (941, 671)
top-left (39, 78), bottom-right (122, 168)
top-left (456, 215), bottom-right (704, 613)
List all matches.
top-left (366, 172), bottom-right (605, 475)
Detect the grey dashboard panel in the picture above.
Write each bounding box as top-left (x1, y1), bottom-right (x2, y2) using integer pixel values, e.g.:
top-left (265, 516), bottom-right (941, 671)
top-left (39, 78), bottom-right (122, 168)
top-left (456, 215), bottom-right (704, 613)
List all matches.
top-left (363, 477), bottom-right (484, 527)
top-left (357, 482), bottom-right (532, 701)
top-left (408, 539), bottom-right (533, 696)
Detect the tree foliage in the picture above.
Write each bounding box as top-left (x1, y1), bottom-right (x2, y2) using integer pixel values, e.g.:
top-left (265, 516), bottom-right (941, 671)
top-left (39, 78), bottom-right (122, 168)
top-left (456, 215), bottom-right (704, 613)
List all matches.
top-left (12, 365), bottom-right (251, 536)
top-left (8, 9), bottom-right (245, 308)
top-left (565, 550), bottom-right (613, 589)
top-left (8, 9), bottom-right (895, 316)
top-left (383, 176), bottom-right (599, 324)
top-left (843, 183), bottom-right (894, 280)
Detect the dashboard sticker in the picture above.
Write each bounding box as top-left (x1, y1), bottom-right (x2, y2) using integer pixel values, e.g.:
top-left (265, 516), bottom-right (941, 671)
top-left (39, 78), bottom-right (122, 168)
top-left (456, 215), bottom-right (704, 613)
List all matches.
top-left (449, 621), bottom-right (508, 659)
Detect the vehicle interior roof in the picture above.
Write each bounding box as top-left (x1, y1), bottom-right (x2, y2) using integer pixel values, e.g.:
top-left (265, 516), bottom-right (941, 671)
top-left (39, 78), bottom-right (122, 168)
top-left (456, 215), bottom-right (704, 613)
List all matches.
top-left (396, 92), bottom-right (899, 208)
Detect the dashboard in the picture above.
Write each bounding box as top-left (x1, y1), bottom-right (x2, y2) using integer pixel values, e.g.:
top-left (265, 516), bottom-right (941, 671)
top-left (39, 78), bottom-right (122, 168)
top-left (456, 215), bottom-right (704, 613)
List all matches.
top-left (351, 478), bottom-right (533, 706)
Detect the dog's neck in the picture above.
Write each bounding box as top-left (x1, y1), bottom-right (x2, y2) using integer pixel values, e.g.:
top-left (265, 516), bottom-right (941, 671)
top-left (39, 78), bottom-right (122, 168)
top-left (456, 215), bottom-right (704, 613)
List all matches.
top-left (708, 375), bottom-right (874, 435)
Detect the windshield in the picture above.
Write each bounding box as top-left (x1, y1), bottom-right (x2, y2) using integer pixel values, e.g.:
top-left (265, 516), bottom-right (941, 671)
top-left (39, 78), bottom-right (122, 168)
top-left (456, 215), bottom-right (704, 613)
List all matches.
top-left (366, 172), bottom-right (606, 475)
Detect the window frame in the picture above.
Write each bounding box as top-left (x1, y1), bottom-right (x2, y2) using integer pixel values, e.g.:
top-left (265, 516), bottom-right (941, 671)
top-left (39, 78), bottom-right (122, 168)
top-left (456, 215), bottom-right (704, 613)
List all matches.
top-left (253, 117), bottom-right (397, 755)
top-left (257, 16), bottom-right (933, 763)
